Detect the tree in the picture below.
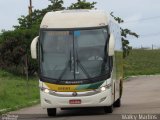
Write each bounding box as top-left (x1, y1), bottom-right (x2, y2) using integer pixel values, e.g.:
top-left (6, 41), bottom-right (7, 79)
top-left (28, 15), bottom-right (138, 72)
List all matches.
top-left (68, 0), bottom-right (96, 9)
top-left (0, 0), bottom-right (65, 75)
top-left (0, 28), bottom-right (38, 75)
top-left (110, 12), bottom-right (139, 58)
top-left (48, 0), bottom-right (65, 10)
top-left (14, 0), bottom-right (65, 30)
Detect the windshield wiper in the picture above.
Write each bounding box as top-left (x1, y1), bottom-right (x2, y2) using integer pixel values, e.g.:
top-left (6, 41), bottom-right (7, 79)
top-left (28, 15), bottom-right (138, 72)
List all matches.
top-left (75, 50), bottom-right (91, 79)
top-left (76, 59), bottom-right (91, 79)
top-left (58, 51), bottom-right (72, 80)
top-left (58, 49), bottom-right (91, 80)
top-left (58, 60), bottom-right (71, 80)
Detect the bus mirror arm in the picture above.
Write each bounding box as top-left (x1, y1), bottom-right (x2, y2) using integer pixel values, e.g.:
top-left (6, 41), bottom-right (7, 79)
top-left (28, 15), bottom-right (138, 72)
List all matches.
top-left (108, 33), bottom-right (115, 56)
top-left (31, 36), bottom-right (39, 59)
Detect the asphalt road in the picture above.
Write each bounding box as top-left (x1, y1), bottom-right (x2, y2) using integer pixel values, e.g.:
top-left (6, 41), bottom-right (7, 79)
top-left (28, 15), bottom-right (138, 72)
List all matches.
top-left (8, 75), bottom-right (160, 120)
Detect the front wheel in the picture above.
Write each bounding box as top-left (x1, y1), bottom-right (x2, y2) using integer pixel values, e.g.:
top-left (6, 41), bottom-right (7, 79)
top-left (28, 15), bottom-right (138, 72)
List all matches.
top-left (113, 98), bottom-right (121, 107)
top-left (104, 105), bottom-right (113, 113)
top-left (47, 108), bottom-right (56, 117)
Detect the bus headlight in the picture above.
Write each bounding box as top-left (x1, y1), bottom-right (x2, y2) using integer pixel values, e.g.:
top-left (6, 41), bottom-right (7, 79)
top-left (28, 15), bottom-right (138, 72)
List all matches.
top-left (100, 87), bottom-right (106, 92)
top-left (98, 83), bottom-right (112, 92)
top-left (41, 87), bottom-right (50, 94)
top-left (44, 88), bottom-right (50, 93)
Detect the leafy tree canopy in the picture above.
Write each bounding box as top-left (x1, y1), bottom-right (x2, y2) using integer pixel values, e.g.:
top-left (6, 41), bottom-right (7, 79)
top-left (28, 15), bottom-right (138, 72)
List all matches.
top-left (110, 12), bottom-right (139, 58)
top-left (68, 0), bottom-right (96, 9)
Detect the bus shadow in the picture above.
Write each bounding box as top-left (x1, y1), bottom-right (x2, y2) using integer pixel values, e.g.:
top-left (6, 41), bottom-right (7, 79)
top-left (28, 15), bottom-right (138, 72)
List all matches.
top-left (15, 108), bottom-right (109, 119)
top-left (56, 107), bottom-right (107, 117)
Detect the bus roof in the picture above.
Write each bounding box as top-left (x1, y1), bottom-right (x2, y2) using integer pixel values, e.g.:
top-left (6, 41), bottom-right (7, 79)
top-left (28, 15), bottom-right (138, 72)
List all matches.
top-left (40, 10), bottom-right (110, 29)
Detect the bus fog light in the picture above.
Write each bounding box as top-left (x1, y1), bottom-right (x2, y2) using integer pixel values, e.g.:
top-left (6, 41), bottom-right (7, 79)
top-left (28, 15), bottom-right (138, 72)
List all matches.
top-left (99, 97), bottom-right (106, 103)
top-left (44, 99), bottom-right (51, 104)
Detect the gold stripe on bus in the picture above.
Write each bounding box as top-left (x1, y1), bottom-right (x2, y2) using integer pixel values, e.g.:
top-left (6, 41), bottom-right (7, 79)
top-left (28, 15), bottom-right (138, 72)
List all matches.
top-left (45, 83), bottom-right (81, 92)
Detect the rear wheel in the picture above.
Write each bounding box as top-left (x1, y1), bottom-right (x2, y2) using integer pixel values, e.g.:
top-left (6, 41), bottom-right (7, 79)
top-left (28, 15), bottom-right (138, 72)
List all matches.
top-left (113, 98), bottom-right (121, 107)
top-left (47, 108), bottom-right (56, 116)
top-left (104, 105), bottom-right (113, 113)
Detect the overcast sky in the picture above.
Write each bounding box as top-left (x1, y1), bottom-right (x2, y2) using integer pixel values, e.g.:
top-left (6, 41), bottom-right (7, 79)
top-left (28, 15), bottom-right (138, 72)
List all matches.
top-left (0, 0), bottom-right (160, 48)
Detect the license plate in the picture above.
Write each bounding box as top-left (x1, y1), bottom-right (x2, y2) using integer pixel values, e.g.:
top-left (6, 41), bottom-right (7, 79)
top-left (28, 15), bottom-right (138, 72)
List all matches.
top-left (69, 99), bottom-right (81, 104)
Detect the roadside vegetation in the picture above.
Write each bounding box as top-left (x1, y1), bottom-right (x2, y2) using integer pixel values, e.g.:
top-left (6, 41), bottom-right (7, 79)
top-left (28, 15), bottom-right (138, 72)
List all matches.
top-left (124, 49), bottom-right (160, 77)
top-left (0, 70), bottom-right (39, 114)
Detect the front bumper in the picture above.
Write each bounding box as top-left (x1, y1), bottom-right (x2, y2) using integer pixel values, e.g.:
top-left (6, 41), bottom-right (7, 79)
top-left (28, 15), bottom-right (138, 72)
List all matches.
top-left (40, 89), bottom-right (113, 109)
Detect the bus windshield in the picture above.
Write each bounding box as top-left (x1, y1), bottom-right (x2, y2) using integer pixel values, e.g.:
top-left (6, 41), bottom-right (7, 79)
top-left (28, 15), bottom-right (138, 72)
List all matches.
top-left (40, 27), bottom-right (110, 81)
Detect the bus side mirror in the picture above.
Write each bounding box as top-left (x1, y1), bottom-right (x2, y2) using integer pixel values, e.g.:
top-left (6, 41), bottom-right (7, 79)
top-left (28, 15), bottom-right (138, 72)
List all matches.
top-left (108, 33), bottom-right (115, 56)
top-left (31, 36), bottom-right (39, 59)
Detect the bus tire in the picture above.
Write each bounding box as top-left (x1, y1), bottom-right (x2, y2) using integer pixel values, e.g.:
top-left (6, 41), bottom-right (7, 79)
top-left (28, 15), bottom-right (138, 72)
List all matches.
top-left (113, 98), bottom-right (121, 107)
top-left (47, 108), bottom-right (56, 116)
top-left (104, 105), bottom-right (113, 113)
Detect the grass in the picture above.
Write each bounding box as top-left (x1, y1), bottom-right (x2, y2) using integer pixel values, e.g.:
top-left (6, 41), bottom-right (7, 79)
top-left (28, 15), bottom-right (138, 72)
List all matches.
top-left (124, 49), bottom-right (160, 77)
top-left (0, 69), bottom-right (39, 114)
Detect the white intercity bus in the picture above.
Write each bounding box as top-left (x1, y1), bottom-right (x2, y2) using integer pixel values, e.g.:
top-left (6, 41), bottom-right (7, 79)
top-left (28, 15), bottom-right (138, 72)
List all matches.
top-left (31, 10), bottom-right (123, 116)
